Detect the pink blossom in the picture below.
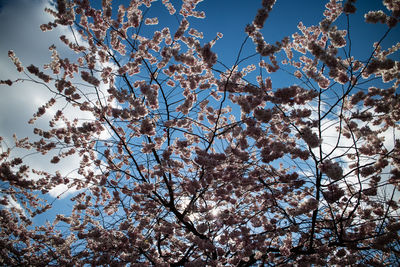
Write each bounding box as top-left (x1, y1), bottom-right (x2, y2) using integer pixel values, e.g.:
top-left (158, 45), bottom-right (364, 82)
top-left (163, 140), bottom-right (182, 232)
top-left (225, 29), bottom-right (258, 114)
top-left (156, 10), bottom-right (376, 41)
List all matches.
top-left (323, 184), bottom-right (344, 203)
top-left (140, 118), bottom-right (155, 136)
top-left (27, 65), bottom-right (51, 83)
top-left (336, 71), bottom-right (349, 84)
top-left (254, 108), bottom-right (272, 123)
top-left (300, 126), bottom-right (320, 148)
top-left (197, 43), bottom-right (217, 67)
top-left (294, 70), bottom-right (302, 78)
top-left (144, 17), bottom-right (159, 25)
top-left (328, 29), bottom-right (347, 48)
top-left (174, 18), bottom-right (189, 39)
top-left (81, 71), bottom-right (100, 86)
top-left (319, 160), bottom-right (343, 180)
top-left (0, 80), bottom-right (12, 86)
top-left (8, 50), bottom-right (24, 72)
top-left (365, 10), bottom-right (387, 24)
top-left (253, 0), bottom-right (276, 29)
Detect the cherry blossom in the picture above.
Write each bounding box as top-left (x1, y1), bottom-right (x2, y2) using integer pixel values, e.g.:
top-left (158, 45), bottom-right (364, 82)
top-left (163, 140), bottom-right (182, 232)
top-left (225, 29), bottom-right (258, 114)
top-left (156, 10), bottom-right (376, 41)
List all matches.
top-left (1, 0), bottom-right (400, 265)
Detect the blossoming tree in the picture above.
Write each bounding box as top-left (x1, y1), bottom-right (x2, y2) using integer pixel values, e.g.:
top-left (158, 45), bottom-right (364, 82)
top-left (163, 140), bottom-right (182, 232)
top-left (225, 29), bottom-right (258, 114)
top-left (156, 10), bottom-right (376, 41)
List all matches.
top-left (1, 0), bottom-right (400, 265)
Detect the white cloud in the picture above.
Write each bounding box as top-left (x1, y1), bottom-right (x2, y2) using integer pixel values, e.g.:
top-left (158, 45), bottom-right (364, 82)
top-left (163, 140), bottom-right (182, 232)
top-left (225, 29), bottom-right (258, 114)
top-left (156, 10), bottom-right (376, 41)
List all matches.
top-left (0, 0), bottom-right (113, 199)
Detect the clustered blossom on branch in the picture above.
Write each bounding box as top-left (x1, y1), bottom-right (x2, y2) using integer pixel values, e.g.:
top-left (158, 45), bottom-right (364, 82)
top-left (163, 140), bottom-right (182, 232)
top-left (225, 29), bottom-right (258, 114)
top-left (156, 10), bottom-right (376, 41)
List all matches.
top-left (8, 50), bottom-right (24, 72)
top-left (81, 71), bottom-right (100, 87)
top-left (319, 159), bottom-right (344, 180)
top-left (299, 126), bottom-right (321, 148)
top-left (253, 0), bottom-right (276, 29)
top-left (27, 64), bottom-right (52, 83)
top-left (0, 79), bottom-right (12, 86)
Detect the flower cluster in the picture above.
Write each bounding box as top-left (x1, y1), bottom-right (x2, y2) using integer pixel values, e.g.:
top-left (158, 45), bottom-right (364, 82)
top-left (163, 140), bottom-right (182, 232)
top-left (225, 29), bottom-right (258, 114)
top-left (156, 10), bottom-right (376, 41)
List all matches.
top-left (362, 58), bottom-right (395, 78)
top-left (139, 82), bottom-right (159, 109)
top-left (323, 184), bottom-right (344, 203)
top-left (287, 197), bottom-right (318, 216)
top-left (139, 118), bottom-right (155, 136)
top-left (328, 28), bottom-right (347, 48)
top-left (27, 64), bottom-right (51, 83)
top-left (319, 160), bottom-right (343, 180)
top-left (8, 50), bottom-right (24, 72)
top-left (144, 17), bottom-right (158, 25)
top-left (197, 43), bottom-right (217, 68)
top-left (253, 0), bottom-right (276, 29)
top-left (343, 0), bottom-right (356, 14)
top-left (254, 108), bottom-right (272, 123)
top-left (180, 0), bottom-right (205, 18)
top-left (300, 126), bottom-right (320, 148)
top-left (81, 71), bottom-right (100, 86)
top-left (0, 80), bottom-right (12, 86)
top-left (268, 85), bottom-right (318, 106)
top-left (174, 18), bottom-right (189, 39)
top-left (365, 10), bottom-right (388, 24)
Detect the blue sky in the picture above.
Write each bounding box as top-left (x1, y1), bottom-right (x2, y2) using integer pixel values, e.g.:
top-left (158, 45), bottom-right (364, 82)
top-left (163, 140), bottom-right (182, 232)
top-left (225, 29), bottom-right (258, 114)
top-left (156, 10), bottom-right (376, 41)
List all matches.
top-left (0, 0), bottom-right (399, 227)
